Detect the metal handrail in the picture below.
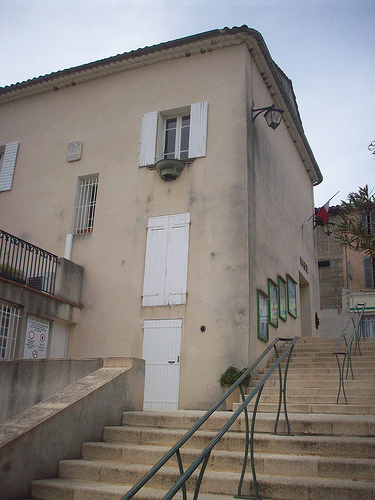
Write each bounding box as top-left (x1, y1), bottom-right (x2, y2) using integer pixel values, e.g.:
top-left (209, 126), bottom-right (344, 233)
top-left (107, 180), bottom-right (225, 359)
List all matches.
top-left (121, 336), bottom-right (299, 500)
top-left (333, 303), bottom-right (366, 404)
top-left (0, 229), bottom-right (58, 295)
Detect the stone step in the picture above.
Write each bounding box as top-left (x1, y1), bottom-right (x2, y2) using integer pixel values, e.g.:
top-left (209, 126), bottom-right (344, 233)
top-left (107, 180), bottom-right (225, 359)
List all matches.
top-left (274, 356), bottom-right (375, 366)
top-left (30, 470), bottom-right (375, 500)
top-left (103, 425), bottom-right (375, 458)
top-left (260, 378), bottom-right (375, 389)
top-left (236, 401), bottom-right (375, 415)
top-left (81, 442), bottom-right (375, 481)
top-left (246, 394), bottom-right (375, 405)
top-left (267, 365), bottom-right (375, 374)
top-left (258, 368), bottom-right (375, 383)
top-left (30, 479), bottom-right (234, 500)
top-left (121, 411), bottom-right (375, 437)
top-left (258, 386), bottom-right (375, 396)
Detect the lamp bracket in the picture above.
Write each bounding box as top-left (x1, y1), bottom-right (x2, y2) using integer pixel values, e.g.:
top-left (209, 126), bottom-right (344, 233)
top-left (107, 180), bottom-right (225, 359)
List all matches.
top-left (252, 105), bottom-right (275, 122)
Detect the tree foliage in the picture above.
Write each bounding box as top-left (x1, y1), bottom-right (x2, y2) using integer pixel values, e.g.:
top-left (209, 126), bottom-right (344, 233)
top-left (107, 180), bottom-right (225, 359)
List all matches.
top-left (334, 185), bottom-right (375, 258)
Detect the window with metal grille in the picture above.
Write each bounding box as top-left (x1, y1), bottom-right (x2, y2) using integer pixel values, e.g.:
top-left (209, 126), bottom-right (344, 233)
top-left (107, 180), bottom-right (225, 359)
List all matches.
top-left (0, 301), bottom-right (22, 359)
top-left (73, 175), bottom-right (98, 234)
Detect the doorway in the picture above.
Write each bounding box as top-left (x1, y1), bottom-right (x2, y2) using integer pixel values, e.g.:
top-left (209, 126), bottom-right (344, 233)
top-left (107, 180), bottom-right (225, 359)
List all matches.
top-left (142, 319), bottom-right (182, 409)
top-left (299, 272), bottom-right (312, 337)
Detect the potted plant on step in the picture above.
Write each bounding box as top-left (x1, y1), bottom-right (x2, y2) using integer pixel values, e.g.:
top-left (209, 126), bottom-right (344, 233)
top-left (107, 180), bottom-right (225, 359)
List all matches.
top-left (219, 365), bottom-right (251, 411)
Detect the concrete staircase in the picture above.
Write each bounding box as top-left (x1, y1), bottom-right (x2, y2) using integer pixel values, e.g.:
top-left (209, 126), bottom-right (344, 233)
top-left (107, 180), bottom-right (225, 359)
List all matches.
top-left (234, 337), bottom-right (375, 415)
top-left (30, 338), bottom-right (375, 500)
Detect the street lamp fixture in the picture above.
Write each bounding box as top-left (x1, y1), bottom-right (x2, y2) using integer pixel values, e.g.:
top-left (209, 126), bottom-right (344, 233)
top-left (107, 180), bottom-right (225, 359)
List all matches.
top-left (314, 216), bottom-right (335, 236)
top-left (252, 104), bottom-right (284, 130)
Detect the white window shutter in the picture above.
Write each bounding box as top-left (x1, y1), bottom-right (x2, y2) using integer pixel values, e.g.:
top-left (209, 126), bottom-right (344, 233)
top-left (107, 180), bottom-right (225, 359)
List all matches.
top-left (142, 216), bottom-right (169, 306)
top-left (166, 213), bottom-right (190, 305)
top-left (188, 102), bottom-right (208, 158)
top-left (0, 142), bottom-right (19, 191)
top-left (139, 111), bottom-right (158, 166)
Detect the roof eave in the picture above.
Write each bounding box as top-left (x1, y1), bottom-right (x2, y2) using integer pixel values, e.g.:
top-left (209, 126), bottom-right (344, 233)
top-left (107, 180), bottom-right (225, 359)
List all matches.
top-left (0, 25), bottom-right (322, 185)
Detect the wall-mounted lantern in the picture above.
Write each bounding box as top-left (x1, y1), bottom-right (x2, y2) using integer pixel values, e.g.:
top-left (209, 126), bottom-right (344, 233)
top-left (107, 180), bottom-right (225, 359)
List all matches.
top-left (252, 104), bottom-right (284, 130)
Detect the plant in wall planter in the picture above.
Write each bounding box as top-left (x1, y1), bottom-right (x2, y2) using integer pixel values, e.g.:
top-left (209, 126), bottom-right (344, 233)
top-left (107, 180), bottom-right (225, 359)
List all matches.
top-left (219, 365), bottom-right (251, 411)
top-left (156, 158), bottom-right (185, 181)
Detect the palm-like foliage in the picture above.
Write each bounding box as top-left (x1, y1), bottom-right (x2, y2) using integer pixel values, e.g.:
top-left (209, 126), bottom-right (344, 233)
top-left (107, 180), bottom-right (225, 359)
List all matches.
top-left (334, 185), bottom-right (375, 258)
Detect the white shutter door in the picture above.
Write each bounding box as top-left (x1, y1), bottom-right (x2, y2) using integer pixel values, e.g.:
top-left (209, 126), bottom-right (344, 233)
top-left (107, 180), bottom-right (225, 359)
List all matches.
top-left (188, 101), bottom-right (208, 158)
top-left (139, 111), bottom-right (158, 166)
top-left (0, 142), bottom-right (19, 191)
top-left (142, 319), bottom-right (182, 410)
top-left (166, 213), bottom-right (190, 305)
top-left (142, 216), bottom-right (169, 306)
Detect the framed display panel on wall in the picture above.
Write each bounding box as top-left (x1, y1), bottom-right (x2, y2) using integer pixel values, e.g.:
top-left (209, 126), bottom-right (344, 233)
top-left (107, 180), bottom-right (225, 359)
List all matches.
top-left (268, 279), bottom-right (278, 328)
top-left (257, 289), bottom-right (269, 341)
top-left (278, 275), bottom-right (287, 322)
top-left (287, 274), bottom-right (297, 318)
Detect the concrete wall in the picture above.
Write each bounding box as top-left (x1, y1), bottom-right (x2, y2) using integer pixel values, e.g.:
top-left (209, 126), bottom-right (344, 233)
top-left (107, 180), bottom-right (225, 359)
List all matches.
top-left (0, 274), bottom-right (81, 361)
top-left (55, 257), bottom-right (83, 305)
top-left (0, 357), bottom-right (144, 500)
top-left (246, 52), bottom-right (320, 369)
top-left (0, 358), bottom-right (103, 422)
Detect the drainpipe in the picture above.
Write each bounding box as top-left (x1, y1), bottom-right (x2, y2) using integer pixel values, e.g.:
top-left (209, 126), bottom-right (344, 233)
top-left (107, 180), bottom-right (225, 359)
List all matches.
top-left (64, 233), bottom-right (73, 260)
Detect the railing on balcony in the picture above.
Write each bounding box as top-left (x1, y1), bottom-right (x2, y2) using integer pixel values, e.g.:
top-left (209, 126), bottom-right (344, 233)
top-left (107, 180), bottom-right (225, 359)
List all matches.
top-left (0, 229), bottom-right (58, 295)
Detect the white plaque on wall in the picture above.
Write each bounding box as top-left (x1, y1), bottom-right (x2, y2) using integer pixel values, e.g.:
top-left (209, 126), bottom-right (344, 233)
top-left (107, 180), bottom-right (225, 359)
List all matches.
top-left (66, 141), bottom-right (82, 162)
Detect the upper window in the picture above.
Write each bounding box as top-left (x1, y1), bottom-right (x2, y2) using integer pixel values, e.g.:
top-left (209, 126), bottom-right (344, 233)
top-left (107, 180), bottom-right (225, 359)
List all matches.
top-left (364, 257), bottom-right (374, 289)
top-left (72, 175), bottom-right (99, 235)
top-left (139, 102), bottom-right (208, 167)
top-left (361, 210), bottom-right (375, 235)
top-left (0, 142), bottom-right (19, 192)
top-left (164, 114), bottom-right (190, 160)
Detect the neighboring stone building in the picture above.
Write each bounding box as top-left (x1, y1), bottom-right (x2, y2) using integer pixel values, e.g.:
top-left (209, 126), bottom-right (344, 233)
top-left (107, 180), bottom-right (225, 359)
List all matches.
top-left (316, 206), bottom-right (375, 337)
top-left (0, 26), bottom-right (323, 409)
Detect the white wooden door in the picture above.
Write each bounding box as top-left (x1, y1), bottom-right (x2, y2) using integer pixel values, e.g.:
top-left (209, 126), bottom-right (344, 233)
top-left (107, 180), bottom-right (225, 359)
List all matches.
top-left (142, 319), bottom-right (182, 409)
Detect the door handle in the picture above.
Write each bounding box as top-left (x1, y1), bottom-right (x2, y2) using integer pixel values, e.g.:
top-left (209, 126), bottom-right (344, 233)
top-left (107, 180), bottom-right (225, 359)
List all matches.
top-left (168, 360), bottom-right (175, 364)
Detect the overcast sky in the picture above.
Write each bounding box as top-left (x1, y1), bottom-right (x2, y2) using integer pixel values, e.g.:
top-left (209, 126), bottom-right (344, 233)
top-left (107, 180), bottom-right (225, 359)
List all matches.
top-left (1, 0), bottom-right (374, 207)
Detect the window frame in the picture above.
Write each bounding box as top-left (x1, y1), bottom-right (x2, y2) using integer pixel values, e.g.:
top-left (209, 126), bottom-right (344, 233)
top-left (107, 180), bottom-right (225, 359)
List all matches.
top-left (72, 174), bottom-right (99, 235)
top-left (364, 257), bottom-right (375, 289)
top-left (361, 209), bottom-right (375, 235)
top-left (162, 113), bottom-right (191, 160)
top-left (139, 102), bottom-right (208, 167)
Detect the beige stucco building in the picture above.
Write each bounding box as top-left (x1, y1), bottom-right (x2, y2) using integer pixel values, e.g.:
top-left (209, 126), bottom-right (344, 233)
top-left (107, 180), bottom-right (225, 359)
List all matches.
top-left (0, 26), bottom-right (323, 409)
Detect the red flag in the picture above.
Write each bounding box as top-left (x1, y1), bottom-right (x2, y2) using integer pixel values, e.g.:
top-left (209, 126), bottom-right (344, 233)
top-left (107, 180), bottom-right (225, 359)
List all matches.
top-left (316, 200), bottom-right (329, 226)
